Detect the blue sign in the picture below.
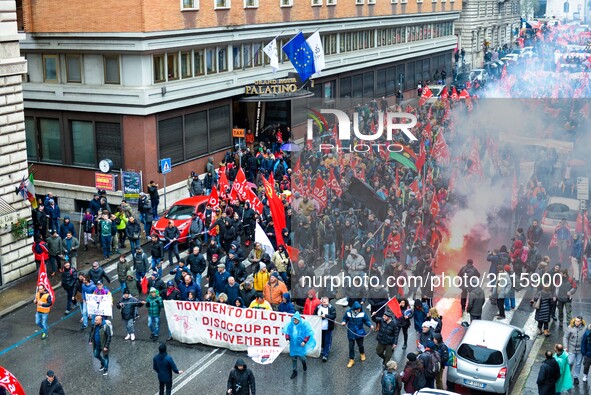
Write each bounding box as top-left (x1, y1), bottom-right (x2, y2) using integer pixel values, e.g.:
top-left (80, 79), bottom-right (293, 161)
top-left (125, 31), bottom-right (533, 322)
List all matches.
top-left (160, 158), bottom-right (172, 174)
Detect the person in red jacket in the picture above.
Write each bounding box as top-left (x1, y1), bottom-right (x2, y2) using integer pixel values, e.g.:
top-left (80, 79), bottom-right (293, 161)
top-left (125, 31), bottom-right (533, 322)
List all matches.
top-left (32, 235), bottom-right (50, 273)
top-left (303, 289), bottom-right (321, 316)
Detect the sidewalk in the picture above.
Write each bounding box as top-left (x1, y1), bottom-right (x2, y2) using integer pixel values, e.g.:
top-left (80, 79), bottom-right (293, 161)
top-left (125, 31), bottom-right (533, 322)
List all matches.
top-left (0, 234), bottom-right (148, 318)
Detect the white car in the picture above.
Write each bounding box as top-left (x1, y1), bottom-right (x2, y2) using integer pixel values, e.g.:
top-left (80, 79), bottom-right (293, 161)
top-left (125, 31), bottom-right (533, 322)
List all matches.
top-left (470, 69), bottom-right (489, 83)
top-left (425, 84), bottom-right (446, 104)
top-left (540, 196), bottom-right (581, 235)
top-left (520, 47), bottom-right (535, 58)
top-left (447, 320), bottom-right (529, 395)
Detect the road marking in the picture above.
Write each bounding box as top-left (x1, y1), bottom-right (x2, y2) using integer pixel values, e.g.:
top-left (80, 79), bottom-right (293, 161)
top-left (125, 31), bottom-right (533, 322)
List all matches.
top-left (167, 349), bottom-right (228, 394)
top-left (162, 348), bottom-right (219, 391)
top-left (513, 324), bottom-right (545, 393)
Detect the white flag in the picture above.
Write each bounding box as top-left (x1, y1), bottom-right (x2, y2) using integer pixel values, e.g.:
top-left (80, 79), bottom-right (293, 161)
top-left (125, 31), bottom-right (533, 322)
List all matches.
top-left (248, 345), bottom-right (286, 365)
top-left (306, 31), bottom-right (325, 74)
top-left (255, 223), bottom-right (275, 257)
top-left (263, 39), bottom-right (279, 73)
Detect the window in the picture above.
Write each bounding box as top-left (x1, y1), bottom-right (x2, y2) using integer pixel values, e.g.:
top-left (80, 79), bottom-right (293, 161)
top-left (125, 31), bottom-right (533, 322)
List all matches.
top-left (386, 66), bottom-right (397, 95)
top-left (206, 49), bottom-right (217, 74)
top-left (280, 0), bottom-right (293, 6)
top-left (66, 55), bottom-right (81, 83)
top-left (243, 44), bottom-right (252, 68)
top-left (391, 0), bottom-right (398, 3)
top-left (154, 54), bottom-right (165, 83)
top-left (363, 71), bottom-right (374, 97)
top-left (185, 111), bottom-right (208, 157)
top-left (39, 118), bottom-right (61, 163)
top-left (167, 53), bottom-right (179, 80)
top-left (42, 55), bottom-right (58, 83)
top-left (215, 0), bottom-right (230, 8)
top-left (327, 0), bottom-right (336, 5)
top-left (194, 49), bottom-right (205, 76)
top-left (457, 344), bottom-right (504, 365)
top-left (209, 106), bottom-right (232, 151)
top-left (340, 76), bottom-right (351, 98)
top-left (104, 55), bottom-right (120, 84)
top-left (312, 0), bottom-right (321, 5)
top-left (96, 122), bottom-right (122, 169)
top-left (253, 42), bottom-right (263, 67)
top-left (25, 117), bottom-right (37, 160)
top-left (400, 0), bottom-right (407, 4)
top-left (158, 117), bottom-right (184, 164)
top-left (71, 120), bottom-right (95, 167)
top-left (356, 0), bottom-right (363, 4)
top-left (324, 80), bottom-right (335, 98)
top-left (233, 46), bottom-right (242, 69)
top-left (244, 0), bottom-right (258, 7)
top-left (181, 52), bottom-right (192, 78)
top-left (182, 0), bottom-right (199, 9)
top-left (218, 47), bottom-right (228, 72)
top-left (368, 0), bottom-right (375, 3)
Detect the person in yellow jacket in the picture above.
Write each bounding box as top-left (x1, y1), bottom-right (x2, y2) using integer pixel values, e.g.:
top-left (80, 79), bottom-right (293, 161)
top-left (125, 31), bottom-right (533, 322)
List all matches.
top-left (249, 292), bottom-right (272, 310)
top-left (263, 272), bottom-right (288, 310)
top-left (34, 284), bottom-right (53, 340)
top-left (272, 245), bottom-right (290, 283)
top-left (253, 263), bottom-right (270, 292)
top-left (114, 207), bottom-right (128, 249)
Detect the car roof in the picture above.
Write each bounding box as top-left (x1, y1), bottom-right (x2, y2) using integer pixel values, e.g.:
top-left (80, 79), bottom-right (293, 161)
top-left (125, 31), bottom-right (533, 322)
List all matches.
top-left (171, 195), bottom-right (209, 207)
top-left (547, 196), bottom-right (580, 210)
top-left (427, 84), bottom-right (445, 89)
top-left (460, 320), bottom-right (521, 349)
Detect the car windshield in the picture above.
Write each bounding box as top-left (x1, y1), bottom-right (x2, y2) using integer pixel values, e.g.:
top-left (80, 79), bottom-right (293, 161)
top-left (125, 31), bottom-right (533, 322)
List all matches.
top-left (545, 203), bottom-right (579, 221)
top-left (458, 343), bottom-right (504, 365)
top-left (430, 87), bottom-right (441, 95)
top-left (165, 205), bottom-right (195, 220)
top-left (456, 73), bottom-right (470, 82)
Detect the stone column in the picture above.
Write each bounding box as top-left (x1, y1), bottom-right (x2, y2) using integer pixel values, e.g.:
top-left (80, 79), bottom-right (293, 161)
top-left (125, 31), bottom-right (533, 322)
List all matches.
top-left (0, 0), bottom-right (29, 286)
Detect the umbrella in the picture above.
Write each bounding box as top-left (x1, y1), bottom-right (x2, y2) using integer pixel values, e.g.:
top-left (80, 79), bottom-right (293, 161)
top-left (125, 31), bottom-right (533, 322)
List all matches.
top-left (280, 142), bottom-right (301, 152)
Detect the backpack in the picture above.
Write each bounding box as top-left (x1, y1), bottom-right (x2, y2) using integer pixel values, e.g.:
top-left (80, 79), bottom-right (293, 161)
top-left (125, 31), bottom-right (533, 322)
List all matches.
top-left (412, 368), bottom-right (427, 390)
top-left (423, 351), bottom-right (441, 377)
top-left (438, 343), bottom-right (450, 367)
top-left (35, 243), bottom-right (43, 255)
top-left (381, 371), bottom-right (399, 395)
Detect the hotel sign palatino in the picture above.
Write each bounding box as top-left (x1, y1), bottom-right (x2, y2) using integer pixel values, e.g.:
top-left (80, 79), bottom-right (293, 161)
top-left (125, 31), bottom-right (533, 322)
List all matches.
top-left (244, 78), bottom-right (299, 95)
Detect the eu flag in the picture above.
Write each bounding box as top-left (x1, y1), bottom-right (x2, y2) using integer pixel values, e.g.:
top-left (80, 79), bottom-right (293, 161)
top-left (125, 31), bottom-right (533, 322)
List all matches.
top-left (282, 32), bottom-right (316, 82)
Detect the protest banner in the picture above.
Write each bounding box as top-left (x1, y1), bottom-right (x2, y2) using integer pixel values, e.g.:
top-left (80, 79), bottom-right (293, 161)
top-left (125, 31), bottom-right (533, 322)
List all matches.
top-left (86, 294), bottom-right (113, 317)
top-left (163, 301), bottom-right (322, 357)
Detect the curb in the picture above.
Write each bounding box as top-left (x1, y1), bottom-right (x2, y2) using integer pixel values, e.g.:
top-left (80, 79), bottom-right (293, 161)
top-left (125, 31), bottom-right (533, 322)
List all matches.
top-left (0, 240), bottom-right (151, 319)
top-left (513, 330), bottom-right (546, 393)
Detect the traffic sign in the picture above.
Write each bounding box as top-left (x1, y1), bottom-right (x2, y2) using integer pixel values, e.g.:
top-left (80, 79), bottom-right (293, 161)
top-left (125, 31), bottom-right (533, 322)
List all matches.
top-left (577, 177), bottom-right (589, 201)
top-left (160, 158), bottom-right (172, 175)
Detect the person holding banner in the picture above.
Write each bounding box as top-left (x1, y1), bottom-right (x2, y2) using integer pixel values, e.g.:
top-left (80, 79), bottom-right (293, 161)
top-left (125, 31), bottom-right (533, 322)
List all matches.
top-left (227, 359), bottom-right (256, 395)
top-left (34, 284), bottom-right (53, 340)
top-left (314, 296), bottom-right (337, 362)
top-left (342, 301), bottom-right (375, 368)
top-left (282, 312), bottom-right (316, 379)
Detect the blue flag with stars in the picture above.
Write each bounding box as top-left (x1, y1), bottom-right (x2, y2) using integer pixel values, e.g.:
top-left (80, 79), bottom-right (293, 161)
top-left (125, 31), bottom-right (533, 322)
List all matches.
top-left (282, 32), bottom-right (316, 82)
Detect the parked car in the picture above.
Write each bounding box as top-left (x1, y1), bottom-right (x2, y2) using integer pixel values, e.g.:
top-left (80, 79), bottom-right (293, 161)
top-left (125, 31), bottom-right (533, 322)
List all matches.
top-left (470, 69), bottom-right (489, 84)
top-left (540, 196), bottom-right (580, 235)
top-left (447, 320), bottom-right (529, 395)
top-left (151, 195), bottom-right (209, 243)
top-left (454, 73), bottom-right (471, 90)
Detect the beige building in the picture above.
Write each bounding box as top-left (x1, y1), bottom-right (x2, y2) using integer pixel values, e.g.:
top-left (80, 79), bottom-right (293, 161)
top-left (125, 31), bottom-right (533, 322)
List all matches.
top-left (0, 0), bottom-right (29, 286)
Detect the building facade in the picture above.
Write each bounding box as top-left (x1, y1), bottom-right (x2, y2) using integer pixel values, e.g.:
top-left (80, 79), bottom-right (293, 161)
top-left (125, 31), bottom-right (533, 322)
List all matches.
top-left (16, 0), bottom-right (460, 280)
top-left (454, 0), bottom-right (521, 69)
top-left (0, 0), bottom-right (29, 286)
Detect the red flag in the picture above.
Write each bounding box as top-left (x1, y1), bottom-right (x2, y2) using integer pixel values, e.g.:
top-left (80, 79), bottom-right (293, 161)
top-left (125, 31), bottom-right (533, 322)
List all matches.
top-left (311, 175), bottom-right (328, 212)
top-left (583, 255), bottom-right (589, 281)
top-left (418, 86), bottom-right (433, 106)
top-left (577, 212), bottom-right (583, 233)
top-left (430, 191), bottom-right (440, 218)
top-left (427, 105), bottom-right (433, 120)
top-left (467, 140), bottom-right (483, 176)
top-left (451, 87), bottom-right (458, 101)
top-left (431, 131), bottom-right (451, 164)
top-left (208, 186), bottom-right (220, 211)
top-left (262, 176), bottom-right (286, 247)
top-left (286, 245), bottom-right (300, 262)
top-left (415, 141), bottom-right (427, 174)
top-left (386, 297), bottom-right (403, 319)
top-left (409, 179), bottom-right (419, 195)
top-left (426, 167), bottom-right (433, 187)
top-left (511, 172), bottom-right (518, 210)
top-left (501, 65), bottom-right (508, 79)
top-left (440, 86), bottom-right (448, 101)
top-left (230, 168), bottom-right (248, 201)
top-left (246, 187), bottom-right (263, 215)
top-left (459, 89), bottom-right (470, 100)
top-left (548, 232), bottom-right (558, 249)
top-left (0, 366), bottom-right (26, 395)
top-left (141, 275), bottom-right (149, 294)
top-left (328, 167), bottom-right (343, 197)
top-left (395, 167), bottom-right (400, 188)
top-left (37, 258), bottom-right (55, 305)
top-left (218, 171), bottom-right (230, 199)
top-left (369, 254), bottom-right (376, 271)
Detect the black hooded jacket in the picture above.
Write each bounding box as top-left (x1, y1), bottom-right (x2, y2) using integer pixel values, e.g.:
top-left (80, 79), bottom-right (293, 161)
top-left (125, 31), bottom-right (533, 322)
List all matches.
top-left (39, 376), bottom-right (65, 395)
top-left (227, 358), bottom-right (256, 395)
